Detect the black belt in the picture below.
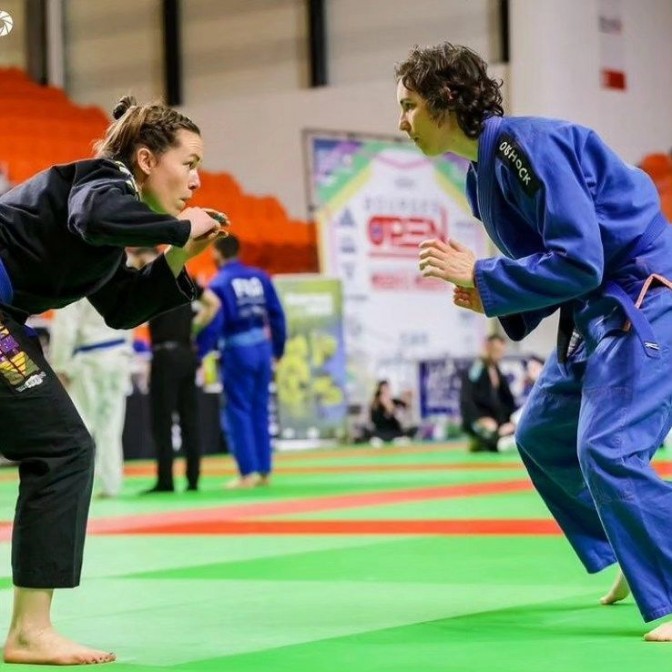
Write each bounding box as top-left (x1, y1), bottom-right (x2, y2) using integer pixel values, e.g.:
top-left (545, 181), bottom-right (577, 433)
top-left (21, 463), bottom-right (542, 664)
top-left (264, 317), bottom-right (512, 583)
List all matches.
top-left (557, 212), bottom-right (669, 363)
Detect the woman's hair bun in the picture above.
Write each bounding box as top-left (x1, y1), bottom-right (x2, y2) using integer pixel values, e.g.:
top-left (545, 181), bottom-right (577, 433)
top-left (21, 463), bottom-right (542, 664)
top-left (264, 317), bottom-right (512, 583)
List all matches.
top-left (112, 95), bottom-right (138, 120)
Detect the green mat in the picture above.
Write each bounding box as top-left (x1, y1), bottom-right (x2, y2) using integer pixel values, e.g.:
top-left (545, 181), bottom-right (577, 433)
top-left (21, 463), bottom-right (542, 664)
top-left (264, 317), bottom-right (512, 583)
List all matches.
top-left (0, 445), bottom-right (669, 671)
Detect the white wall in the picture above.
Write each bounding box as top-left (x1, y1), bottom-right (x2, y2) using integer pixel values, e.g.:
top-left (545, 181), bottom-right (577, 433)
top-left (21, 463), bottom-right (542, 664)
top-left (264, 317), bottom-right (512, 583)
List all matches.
top-left (509, 0), bottom-right (672, 163)
top-left (181, 0), bottom-right (308, 101)
top-left (64, 0), bottom-right (163, 106)
top-left (328, 0), bottom-right (501, 85)
top-left (63, 0), bottom-right (308, 109)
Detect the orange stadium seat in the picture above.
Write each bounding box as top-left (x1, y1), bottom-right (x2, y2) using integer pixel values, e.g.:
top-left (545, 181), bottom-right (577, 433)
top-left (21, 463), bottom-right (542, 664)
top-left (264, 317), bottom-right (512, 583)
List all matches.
top-left (660, 190), bottom-right (672, 222)
top-left (641, 153), bottom-right (672, 184)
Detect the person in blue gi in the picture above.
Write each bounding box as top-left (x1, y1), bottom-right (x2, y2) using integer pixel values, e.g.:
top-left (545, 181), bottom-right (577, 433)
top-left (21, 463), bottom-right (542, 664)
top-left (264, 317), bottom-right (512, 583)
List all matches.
top-left (0, 95), bottom-right (227, 664)
top-left (197, 234), bottom-right (286, 488)
top-left (397, 42), bottom-right (672, 641)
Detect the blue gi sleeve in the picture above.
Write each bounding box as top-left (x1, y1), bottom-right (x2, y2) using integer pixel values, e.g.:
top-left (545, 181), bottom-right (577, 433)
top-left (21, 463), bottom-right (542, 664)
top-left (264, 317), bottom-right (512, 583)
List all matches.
top-left (67, 161), bottom-right (191, 248)
top-left (196, 275), bottom-right (226, 357)
top-left (87, 253), bottom-right (196, 329)
top-left (474, 131), bottom-right (604, 318)
top-left (196, 310), bottom-right (224, 359)
top-left (498, 306), bottom-right (558, 341)
top-left (262, 274), bottom-right (287, 359)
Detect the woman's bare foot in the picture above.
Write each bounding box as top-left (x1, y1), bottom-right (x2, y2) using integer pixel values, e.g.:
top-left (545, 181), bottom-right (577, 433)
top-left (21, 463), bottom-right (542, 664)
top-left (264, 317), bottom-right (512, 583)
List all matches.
top-left (645, 621), bottom-right (672, 642)
top-left (4, 626), bottom-right (116, 665)
top-left (257, 474), bottom-right (271, 487)
top-left (600, 569), bottom-right (630, 605)
top-left (6, 587), bottom-right (115, 665)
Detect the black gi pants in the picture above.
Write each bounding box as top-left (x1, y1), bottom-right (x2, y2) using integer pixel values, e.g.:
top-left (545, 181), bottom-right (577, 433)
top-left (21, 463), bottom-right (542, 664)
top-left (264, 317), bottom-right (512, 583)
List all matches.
top-left (149, 344), bottom-right (201, 489)
top-left (0, 309), bottom-right (94, 588)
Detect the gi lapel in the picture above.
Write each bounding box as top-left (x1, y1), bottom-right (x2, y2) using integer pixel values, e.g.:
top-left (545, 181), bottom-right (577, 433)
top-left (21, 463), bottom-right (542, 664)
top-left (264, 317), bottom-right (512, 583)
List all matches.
top-left (474, 116), bottom-right (507, 252)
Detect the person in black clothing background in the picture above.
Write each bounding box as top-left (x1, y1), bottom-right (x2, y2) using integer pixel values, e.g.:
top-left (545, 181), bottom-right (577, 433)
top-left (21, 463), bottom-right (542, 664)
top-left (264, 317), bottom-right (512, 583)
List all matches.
top-left (0, 95), bottom-right (227, 665)
top-left (459, 334), bottom-right (517, 452)
top-left (369, 380), bottom-right (417, 444)
top-left (128, 247), bottom-right (219, 493)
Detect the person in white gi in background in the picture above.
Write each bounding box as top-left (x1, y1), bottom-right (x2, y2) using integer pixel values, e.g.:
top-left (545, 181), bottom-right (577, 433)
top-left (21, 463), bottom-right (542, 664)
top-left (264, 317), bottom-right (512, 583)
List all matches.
top-left (50, 299), bottom-right (133, 498)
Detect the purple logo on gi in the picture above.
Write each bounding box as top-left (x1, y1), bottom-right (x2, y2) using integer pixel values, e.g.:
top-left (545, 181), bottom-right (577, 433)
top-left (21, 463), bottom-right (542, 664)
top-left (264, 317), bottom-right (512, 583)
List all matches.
top-left (0, 333), bottom-right (19, 356)
top-left (0, 322), bottom-right (46, 391)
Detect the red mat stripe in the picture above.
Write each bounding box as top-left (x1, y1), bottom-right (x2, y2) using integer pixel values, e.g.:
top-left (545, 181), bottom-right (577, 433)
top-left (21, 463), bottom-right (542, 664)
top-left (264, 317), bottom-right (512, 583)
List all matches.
top-left (97, 518), bottom-right (561, 536)
top-left (0, 479), bottom-right (535, 540)
top-left (90, 480), bottom-right (535, 535)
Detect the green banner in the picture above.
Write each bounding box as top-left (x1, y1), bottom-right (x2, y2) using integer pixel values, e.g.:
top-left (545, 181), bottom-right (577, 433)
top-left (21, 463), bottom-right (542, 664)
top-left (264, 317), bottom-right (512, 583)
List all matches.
top-left (274, 276), bottom-right (347, 445)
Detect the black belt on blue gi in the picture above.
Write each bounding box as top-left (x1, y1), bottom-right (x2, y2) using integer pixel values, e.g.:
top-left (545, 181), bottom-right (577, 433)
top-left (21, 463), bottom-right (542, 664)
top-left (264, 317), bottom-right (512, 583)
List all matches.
top-left (557, 212), bottom-right (670, 363)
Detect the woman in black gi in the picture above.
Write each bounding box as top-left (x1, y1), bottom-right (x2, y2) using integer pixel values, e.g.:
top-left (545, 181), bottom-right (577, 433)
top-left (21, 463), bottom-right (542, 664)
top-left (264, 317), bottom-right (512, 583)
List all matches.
top-left (0, 95), bottom-right (226, 665)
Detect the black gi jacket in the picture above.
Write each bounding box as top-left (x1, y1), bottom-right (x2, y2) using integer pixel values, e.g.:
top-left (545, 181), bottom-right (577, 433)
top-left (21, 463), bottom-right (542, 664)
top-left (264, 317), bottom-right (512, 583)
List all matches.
top-left (459, 358), bottom-right (517, 432)
top-left (0, 158), bottom-right (196, 327)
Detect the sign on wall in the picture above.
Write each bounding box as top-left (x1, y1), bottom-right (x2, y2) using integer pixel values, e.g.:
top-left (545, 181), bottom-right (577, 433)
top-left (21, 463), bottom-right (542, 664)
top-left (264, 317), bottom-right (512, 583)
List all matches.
top-left (599, 0), bottom-right (626, 90)
top-left (305, 130), bottom-right (489, 405)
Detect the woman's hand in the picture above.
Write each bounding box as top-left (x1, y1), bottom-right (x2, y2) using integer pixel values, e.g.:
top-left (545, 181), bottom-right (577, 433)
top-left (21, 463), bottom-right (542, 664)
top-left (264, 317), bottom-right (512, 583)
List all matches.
top-left (182, 207), bottom-right (222, 240)
top-left (418, 238), bottom-right (476, 288)
top-left (182, 208), bottom-right (230, 259)
top-left (453, 285), bottom-right (485, 314)
top-left (165, 208), bottom-right (230, 276)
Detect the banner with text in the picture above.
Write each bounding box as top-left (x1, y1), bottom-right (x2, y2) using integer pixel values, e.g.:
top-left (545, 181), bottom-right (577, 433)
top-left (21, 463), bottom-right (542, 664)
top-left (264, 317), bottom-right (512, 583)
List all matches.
top-left (306, 131), bottom-right (489, 405)
top-left (274, 275), bottom-right (347, 447)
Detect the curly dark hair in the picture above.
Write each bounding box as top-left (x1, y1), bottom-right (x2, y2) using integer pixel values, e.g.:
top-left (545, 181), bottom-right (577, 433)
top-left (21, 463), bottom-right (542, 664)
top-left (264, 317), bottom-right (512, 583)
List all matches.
top-left (395, 42), bottom-right (503, 139)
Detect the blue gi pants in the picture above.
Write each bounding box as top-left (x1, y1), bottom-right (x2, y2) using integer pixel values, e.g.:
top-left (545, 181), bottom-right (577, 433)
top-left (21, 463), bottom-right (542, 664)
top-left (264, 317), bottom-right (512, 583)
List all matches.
top-left (517, 287), bottom-right (672, 622)
top-left (220, 341), bottom-right (273, 477)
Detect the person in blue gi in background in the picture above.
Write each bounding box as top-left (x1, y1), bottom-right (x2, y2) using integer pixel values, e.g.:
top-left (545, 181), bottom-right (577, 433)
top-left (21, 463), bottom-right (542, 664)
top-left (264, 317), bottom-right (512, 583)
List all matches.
top-left (197, 234), bottom-right (286, 489)
top-left (398, 42), bottom-right (672, 641)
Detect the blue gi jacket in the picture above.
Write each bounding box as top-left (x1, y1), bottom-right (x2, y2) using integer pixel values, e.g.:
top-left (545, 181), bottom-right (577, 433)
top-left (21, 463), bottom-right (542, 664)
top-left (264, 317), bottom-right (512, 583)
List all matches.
top-left (204, 260), bottom-right (286, 360)
top-left (467, 115), bottom-right (669, 348)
